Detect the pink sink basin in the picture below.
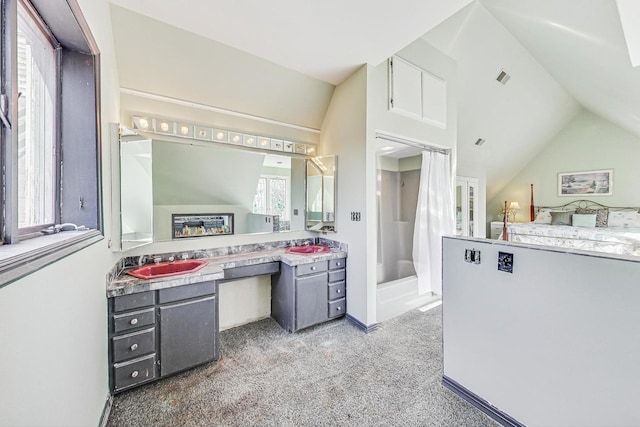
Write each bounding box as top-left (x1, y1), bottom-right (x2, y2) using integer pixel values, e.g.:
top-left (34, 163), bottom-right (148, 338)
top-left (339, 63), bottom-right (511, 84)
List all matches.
top-left (127, 260), bottom-right (208, 280)
top-left (285, 245), bottom-right (331, 254)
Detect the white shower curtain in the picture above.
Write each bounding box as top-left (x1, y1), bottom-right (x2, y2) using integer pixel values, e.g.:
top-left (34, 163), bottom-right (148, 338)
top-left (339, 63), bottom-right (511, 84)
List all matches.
top-left (412, 151), bottom-right (455, 295)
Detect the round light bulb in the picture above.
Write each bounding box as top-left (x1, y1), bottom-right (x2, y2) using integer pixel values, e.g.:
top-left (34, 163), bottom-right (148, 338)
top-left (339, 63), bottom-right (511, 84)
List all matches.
top-left (138, 118), bottom-right (149, 129)
top-left (160, 122), bottom-right (169, 132)
top-left (232, 135), bottom-right (240, 143)
top-left (216, 132), bottom-right (225, 140)
top-left (180, 126), bottom-right (189, 135)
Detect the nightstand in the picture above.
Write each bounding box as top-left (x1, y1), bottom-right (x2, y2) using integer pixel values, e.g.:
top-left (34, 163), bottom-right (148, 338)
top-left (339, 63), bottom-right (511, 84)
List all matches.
top-left (490, 221), bottom-right (512, 239)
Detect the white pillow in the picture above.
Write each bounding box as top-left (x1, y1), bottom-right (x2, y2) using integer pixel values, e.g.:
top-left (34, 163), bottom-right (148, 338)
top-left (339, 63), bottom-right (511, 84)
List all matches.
top-left (608, 211), bottom-right (640, 228)
top-left (534, 211), bottom-right (552, 224)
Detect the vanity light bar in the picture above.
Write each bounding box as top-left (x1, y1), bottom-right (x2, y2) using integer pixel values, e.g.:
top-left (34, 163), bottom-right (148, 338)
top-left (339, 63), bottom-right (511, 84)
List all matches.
top-left (131, 115), bottom-right (316, 155)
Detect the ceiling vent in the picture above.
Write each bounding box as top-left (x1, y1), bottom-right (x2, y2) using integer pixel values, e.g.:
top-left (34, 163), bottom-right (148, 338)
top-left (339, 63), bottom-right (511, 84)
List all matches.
top-left (496, 70), bottom-right (511, 85)
top-left (474, 138), bottom-right (485, 146)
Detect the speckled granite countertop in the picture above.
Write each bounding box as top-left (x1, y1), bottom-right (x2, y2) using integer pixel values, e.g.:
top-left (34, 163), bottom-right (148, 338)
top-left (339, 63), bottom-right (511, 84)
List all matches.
top-left (107, 247), bottom-right (347, 298)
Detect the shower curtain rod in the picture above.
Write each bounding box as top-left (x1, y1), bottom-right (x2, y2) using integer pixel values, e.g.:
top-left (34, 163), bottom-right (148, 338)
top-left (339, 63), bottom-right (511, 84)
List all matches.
top-left (375, 133), bottom-right (451, 155)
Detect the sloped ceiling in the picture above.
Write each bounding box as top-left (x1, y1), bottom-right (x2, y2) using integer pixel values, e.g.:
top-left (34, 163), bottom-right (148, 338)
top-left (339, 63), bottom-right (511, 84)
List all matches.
top-left (107, 0), bottom-right (474, 85)
top-left (481, 0), bottom-right (640, 141)
top-left (422, 0), bottom-right (640, 200)
top-left (108, 0), bottom-right (640, 202)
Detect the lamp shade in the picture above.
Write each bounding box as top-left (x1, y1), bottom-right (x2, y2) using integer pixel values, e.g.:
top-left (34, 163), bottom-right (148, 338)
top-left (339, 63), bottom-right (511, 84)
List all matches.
top-left (509, 201), bottom-right (521, 210)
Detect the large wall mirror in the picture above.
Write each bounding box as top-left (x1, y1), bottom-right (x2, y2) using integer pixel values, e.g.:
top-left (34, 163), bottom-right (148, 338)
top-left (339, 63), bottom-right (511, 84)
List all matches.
top-left (118, 128), bottom-right (308, 249)
top-left (306, 155), bottom-right (337, 232)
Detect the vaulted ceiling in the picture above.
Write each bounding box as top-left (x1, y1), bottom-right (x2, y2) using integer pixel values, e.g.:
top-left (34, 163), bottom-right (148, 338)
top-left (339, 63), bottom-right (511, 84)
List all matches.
top-left (107, 0), bottom-right (473, 85)
top-left (108, 0), bottom-right (640, 199)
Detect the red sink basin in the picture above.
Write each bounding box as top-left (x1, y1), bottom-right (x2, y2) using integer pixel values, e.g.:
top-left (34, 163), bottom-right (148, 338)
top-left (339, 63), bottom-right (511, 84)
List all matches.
top-left (285, 245), bottom-right (331, 254)
top-left (127, 260), bottom-right (208, 280)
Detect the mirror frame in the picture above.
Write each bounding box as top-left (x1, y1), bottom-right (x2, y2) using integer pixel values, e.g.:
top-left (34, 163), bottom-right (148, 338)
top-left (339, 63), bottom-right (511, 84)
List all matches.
top-left (305, 155), bottom-right (337, 233)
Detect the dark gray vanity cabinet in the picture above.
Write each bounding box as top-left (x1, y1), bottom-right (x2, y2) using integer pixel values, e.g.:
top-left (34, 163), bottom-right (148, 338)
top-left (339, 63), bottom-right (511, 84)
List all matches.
top-left (271, 258), bottom-right (347, 332)
top-left (108, 291), bottom-right (157, 392)
top-left (108, 281), bottom-right (219, 393)
top-left (158, 282), bottom-right (218, 377)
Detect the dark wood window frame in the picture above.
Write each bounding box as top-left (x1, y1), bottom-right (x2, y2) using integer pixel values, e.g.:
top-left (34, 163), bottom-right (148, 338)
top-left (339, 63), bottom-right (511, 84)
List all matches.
top-left (0, 0), bottom-right (103, 289)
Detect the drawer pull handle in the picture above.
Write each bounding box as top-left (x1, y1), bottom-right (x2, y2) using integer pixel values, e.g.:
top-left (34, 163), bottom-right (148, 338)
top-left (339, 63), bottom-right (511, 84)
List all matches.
top-left (130, 343), bottom-right (138, 351)
top-left (336, 262), bottom-right (341, 266)
top-left (311, 266), bottom-right (316, 270)
top-left (336, 289), bottom-right (341, 294)
top-left (337, 307), bottom-right (342, 311)
top-left (131, 370), bottom-right (139, 378)
top-left (130, 318), bottom-right (138, 325)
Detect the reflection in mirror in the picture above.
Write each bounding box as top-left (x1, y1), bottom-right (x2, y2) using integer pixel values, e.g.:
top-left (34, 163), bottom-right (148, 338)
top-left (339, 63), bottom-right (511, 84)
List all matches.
top-left (152, 140), bottom-right (307, 241)
top-left (119, 132), bottom-right (307, 247)
top-left (120, 133), bottom-right (153, 250)
top-left (306, 155), bottom-right (337, 232)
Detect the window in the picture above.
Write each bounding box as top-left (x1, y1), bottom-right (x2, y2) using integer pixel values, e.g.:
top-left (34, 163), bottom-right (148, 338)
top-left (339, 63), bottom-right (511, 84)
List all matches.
top-left (0, 0), bottom-right (101, 287)
top-left (252, 176), bottom-right (289, 221)
top-left (16, 2), bottom-right (57, 233)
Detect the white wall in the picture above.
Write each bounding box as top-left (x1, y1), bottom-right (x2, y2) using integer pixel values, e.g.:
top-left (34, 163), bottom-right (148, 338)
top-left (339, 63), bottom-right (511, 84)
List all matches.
top-left (0, 0), bottom-right (121, 425)
top-left (490, 109), bottom-right (640, 219)
top-left (319, 66), bottom-right (369, 325)
top-left (443, 236), bottom-right (640, 426)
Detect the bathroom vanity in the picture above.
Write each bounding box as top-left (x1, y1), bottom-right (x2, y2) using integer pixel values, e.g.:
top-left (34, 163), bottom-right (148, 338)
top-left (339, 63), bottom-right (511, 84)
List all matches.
top-left (108, 281), bottom-right (218, 393)
top-left (271, 258), bottom-right (346, 332)
top-left (106, 241), bottom-right (347, 393)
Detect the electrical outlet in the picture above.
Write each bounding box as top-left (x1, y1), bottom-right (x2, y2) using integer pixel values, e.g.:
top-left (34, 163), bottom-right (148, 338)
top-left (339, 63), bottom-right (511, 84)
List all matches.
top-left (464, 249), bottom-right (473, 263)
top-left (465, 249), bottom-right (481, 264)
top-left (473, 249), bottom-right (481, 264)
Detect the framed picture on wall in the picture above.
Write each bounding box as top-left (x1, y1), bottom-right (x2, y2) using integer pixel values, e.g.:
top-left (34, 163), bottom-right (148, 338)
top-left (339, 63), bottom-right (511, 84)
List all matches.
top-left (558, 169), bottom-right (613, 196)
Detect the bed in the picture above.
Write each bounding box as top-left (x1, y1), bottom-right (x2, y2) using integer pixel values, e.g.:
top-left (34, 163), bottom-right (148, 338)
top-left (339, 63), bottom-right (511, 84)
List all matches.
top-left (502, 200), bottom-right (640, 256)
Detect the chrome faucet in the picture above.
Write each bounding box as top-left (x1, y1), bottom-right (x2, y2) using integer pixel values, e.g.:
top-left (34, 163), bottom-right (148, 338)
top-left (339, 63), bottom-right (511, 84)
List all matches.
top-left (138, 256), bottom-right (147, 266)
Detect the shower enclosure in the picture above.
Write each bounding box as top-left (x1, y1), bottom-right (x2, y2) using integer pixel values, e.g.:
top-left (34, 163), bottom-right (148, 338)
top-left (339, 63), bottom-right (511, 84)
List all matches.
top-left (376, 147), bottom-right (441, 322)
top-left (377, 166), bottom-right (420, 284)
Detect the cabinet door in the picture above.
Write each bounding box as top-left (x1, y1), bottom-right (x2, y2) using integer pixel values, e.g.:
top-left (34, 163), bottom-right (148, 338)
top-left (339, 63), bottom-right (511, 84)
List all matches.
top-left (159, 296), bottom-right (217, 377)
top-left (295, 273), bottom-right (328, 330)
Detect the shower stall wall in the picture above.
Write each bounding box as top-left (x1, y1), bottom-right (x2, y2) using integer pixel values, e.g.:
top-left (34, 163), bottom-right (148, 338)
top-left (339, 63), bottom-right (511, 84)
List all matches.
top-left (377, 167), bottom-right (420, 284)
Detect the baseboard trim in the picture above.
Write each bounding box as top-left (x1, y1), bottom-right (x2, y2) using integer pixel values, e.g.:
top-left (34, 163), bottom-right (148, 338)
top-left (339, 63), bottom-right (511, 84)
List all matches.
top-left (442, 376), bottom-right (523, 427)
top-left (346, 314), bottom-right (379, 333)
top-left (99, 394), bottom-right (113, 427)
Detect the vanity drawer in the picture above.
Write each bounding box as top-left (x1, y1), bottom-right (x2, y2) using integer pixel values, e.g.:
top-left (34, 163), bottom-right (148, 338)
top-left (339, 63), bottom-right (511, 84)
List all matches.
top-left (329, 258), bottom-right (346, 270)
top-left (328, 281), bottom-right (346, 301)
top-left (113, 308), bottom-right (155, 333)
top-left (328, 269), bottom-right (345, 283)
top-left (223, 262), bottom-right (279, 281)
top-left (328, 298), bottom-right (346, 318)
top-left (296, 261), bottom-right (327, 277)
top-left (113, 354), bottom-right (156, 392)
top-left (112, 327), bottom-right (156, 363)
top-left (112, 291), bottom-right (155, 313)
top-left (158, 281), bottom-right (216, 304)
